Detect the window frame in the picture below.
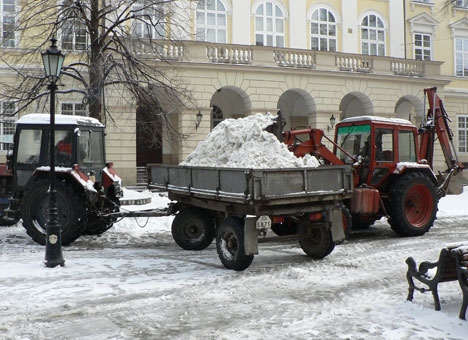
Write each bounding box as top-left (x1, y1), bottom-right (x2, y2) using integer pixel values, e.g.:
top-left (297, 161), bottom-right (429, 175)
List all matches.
top-left (131, 1), bottom-right (167, 40)
top-left (61, 19), bottom-right (87, 51)
top-left (196, 0), bottom-right (227, 43)
top-left (455, 37), bottom-right (468, 77)
top-left (254, 1), bottom-right (285, 47)
top-left (414, 32), bottom-right (432, 61)
top-left (360, 13), bottom-right (386, 56)
top-left (61, 102), bottom-right (87, 116)
top-left (211, 105), bottom-right (223, 129)
top-left (458, 115), bottom-right (468, 153)
top-left (310, 7), bottom-right (337, 52)
top-left (455, 0), bottom-right (468, 8)
top-left (1, 0), bottom-right (16, 48)
top-left (0, 101), bottom-right (15, 151)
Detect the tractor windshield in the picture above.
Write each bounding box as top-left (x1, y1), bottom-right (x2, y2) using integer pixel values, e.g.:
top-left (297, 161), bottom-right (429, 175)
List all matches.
top-left (336, 124), bottom-right (371, 163)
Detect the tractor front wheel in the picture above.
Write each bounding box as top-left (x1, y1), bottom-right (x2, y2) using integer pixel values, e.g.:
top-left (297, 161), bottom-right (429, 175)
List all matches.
top-left (21, 178), bottom-right (86, 245)
top-left (388, 172), bottom-right (438, 237)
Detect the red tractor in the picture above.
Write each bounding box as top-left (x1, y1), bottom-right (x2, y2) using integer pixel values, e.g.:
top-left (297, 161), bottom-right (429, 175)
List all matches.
top-left (277, 87), bottom-right (464, 237)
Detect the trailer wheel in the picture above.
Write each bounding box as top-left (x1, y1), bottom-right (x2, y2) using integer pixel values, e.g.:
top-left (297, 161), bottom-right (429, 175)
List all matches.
top-left (21, 178), bottom-right (86, 245)
top-left (388, 172), bottom-right (438, 237)
top-left (171, 207), bottom-right (215, 250)
top-left (216, 217), bottom-right (254, 271)
top-left (298, 223), bottom-right (335, 259)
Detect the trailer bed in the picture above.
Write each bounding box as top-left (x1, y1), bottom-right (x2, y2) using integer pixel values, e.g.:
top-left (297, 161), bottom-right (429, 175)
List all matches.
top-left (149, 164), bottom-right (353, 215)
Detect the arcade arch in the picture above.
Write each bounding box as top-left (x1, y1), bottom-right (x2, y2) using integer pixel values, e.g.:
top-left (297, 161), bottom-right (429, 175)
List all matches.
top-left (277, 88), bottom-right (316, 130)
top-left (395, 95), bottom-right (424, 126)
top-left (209, 86), bottom-right (251, 129)
top-left (339, 92), bottom-right (374, 119)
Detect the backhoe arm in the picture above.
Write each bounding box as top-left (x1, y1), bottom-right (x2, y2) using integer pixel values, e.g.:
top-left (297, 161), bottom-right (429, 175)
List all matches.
top-left (420, 87), bottom-right (464, 172)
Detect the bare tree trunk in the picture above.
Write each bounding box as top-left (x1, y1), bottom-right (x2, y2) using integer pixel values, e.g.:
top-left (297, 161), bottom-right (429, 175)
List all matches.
top-left (88, 0), bottom-right (103, 121)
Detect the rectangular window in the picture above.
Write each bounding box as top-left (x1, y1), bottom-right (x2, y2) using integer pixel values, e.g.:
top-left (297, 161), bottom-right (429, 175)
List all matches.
top-left (375, 128), bottom-right (394, 162)
top-left (455, 0), bottom-right (468, 8)
top-left (2, 0), bottom-right (15, 48)
top-left (399, 130), bottom-right (417, 162)
top-left (455, 38), bottom-right (468, 76)
top-left (61, 102), bottom-right (87, 116)
top-left (414, 33), bottom-right (431, 61)
top-left (0, 101), bottom-right (15, 151)
top-left (458, 116), bottom-right (468, 153)
top-left (16, 129), bottom-right (42, 164)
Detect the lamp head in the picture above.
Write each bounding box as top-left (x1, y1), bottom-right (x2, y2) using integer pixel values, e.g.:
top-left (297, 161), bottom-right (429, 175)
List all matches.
top-left (41, 37), bottom-right (65, 82)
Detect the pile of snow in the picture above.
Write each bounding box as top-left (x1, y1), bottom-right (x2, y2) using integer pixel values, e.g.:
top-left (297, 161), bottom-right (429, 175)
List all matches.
top-left (181, 113), bottom-right (319, 168)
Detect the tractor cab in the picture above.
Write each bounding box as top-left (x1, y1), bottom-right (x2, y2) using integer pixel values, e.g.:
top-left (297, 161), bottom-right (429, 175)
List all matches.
top-left (334, 116), bottom-right (419, 188)
top-left (12, 114), bottom-right (106, 189)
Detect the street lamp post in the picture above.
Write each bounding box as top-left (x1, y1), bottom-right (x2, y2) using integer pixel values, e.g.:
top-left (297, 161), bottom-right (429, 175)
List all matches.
top-left (41, 38), bottom-right (65, 268)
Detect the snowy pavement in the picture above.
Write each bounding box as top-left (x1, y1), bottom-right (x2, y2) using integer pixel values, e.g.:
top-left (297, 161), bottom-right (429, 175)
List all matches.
top-left (1, 190), bottom-right (468, 340)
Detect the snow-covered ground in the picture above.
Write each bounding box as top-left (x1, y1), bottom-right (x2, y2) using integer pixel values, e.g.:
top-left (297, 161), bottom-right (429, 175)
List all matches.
top-left (1, 188), bottom-right (468, 340)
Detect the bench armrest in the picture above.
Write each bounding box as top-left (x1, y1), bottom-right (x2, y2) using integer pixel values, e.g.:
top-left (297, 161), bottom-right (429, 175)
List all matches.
top-left (419, 261), bottom-right (438, 274)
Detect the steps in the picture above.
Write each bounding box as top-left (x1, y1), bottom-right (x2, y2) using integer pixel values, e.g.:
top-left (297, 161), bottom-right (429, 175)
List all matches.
top-left (136, 166), bottom-right (148, 186)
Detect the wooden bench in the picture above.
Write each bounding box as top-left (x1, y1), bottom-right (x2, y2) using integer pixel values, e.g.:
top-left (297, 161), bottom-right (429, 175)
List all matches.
top-left (405, 243), bottom-right (468, 319)
top-left (451, 246), bottom-right (468, 320)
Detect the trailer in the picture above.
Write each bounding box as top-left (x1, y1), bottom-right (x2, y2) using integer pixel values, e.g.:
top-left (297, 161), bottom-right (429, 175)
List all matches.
top-left (148, 164), bottom-right (354, 271)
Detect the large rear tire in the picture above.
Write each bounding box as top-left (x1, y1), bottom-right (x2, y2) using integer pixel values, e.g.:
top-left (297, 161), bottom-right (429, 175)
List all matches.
top-left (171, 207), bottom-right (215, 250)
top-left (216, 217), bottom-right (254, 271)
top-left (388, 172), bottom-right (438, 237)
top-left (21, 178), bottom-right (86, 245)
top-left (298, 222), bottom-right (335, 259)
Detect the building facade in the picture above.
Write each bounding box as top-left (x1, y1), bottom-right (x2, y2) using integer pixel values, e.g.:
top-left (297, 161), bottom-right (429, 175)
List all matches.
top-left (1, 0), bottom-right (468, 185)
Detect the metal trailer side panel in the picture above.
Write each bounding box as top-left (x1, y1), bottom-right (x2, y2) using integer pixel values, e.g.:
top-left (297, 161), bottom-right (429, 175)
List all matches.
top-left (149, 164), bottom-right (353, 208)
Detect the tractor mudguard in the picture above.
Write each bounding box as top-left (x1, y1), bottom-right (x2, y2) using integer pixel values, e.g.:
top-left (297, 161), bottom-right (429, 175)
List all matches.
top-left (102, 162), bottom-right (123, 198)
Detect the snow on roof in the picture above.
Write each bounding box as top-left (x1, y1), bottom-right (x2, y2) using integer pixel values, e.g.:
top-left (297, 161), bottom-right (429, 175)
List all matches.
top-left (339, 115), bottom-right (414, 126)
top-left (17, 113), bottom-right (104, 127)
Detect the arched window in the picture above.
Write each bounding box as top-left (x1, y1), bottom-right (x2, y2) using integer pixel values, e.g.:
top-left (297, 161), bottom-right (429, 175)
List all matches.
top-left (131, 1), bottom-right (166, 39)
top-left (196, 0), bottom-right (227, 43)
top-left (255, 1), bottom-right (284, 47)
top-left (311, 8), bottom-right (336, 52)
top-left (211, 105), bottom-right (223, 129)
top-left (361, 14), bottom-right (385, 56)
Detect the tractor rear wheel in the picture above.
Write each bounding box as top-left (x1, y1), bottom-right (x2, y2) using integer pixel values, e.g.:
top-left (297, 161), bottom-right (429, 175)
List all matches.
top-left (171, 207), bottom-right (215, 250)
top-left (21, 178), bottom-right (86, 245)
top-left (388, 172), bottom-right (438, 237)
top-left (298, 222), bottom-right (335, 259)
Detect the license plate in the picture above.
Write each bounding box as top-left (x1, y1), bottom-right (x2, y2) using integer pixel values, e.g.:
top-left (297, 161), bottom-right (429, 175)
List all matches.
top-left (256, 215), bottom-right (271, 229)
